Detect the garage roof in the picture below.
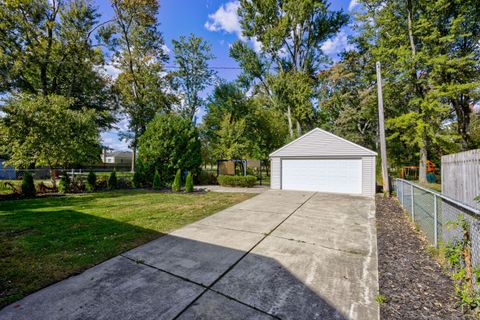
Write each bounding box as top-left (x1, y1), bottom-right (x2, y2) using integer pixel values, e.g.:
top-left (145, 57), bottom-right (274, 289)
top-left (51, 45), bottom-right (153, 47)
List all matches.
top-left (270, 128), bottom-right (377, 158)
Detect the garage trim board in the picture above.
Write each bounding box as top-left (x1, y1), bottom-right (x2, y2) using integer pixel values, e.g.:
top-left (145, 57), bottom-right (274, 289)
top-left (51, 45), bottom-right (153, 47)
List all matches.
top-left (270, 128), bottom-right (377, 196)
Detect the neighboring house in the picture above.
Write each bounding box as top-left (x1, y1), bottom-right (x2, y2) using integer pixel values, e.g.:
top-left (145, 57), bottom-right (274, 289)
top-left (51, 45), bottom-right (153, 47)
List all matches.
top-left (102, 151), bottom-right (133, 165)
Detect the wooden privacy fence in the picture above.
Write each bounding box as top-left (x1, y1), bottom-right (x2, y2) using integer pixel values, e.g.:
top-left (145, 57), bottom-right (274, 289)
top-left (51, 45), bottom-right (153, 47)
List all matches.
top-left (442, 149), bottom-right (480, 210)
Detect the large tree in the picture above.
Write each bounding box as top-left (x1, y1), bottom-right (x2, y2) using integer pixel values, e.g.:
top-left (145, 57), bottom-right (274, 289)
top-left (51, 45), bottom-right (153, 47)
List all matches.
top-left (201, 82), bottom-right (288, 165)
top-left (352, 0), bottom-right (461, 182)
top-left (0, 0), bottom-right (114, 127)
top-left (234, 0), bottom-right (349, 137)
top-left (138, 113), bottom-right (201, 183)
top-left (317, 50), bottom-right (378, 151)
top-left (0, 94), bottom-right (100, 188)
top-left (99, 0), bottom-right (172, 171)
top-left (171, 34), bottom-right (216, 122)
top-left (418, 0), bottom-right (480, 150)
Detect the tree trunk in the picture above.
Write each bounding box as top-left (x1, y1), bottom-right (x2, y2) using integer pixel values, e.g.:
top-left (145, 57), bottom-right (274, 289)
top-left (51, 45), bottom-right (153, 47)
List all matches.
top-left (287, 105), bottom-right (294, 138)
top-left (406, 0), bottom-right (416, 56)
top-left (296, 120), bottom-right (302, 137)
top-left (418, 142), bottom-right (428, 183)
top-left (452, 99), bottom-right (472, 150)
top-left (50, 168), bottom-right (57, 190)
top-left (131, 141), bottom-right (136, 173)
top-left (407, 0), bottom-right (428, 184)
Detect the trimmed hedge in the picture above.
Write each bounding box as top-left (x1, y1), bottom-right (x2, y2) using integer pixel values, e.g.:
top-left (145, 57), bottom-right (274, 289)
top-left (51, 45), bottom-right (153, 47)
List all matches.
top-left (172, 169), bottom-right (182, 192)
top-left (196, 170), bottom-right (217, 185)
top-left (152, 170), bottom-right (161, 190)
top-left (108, 170), bottom-right (117, 189)
top-left (185, 172), bottom-right (193, 193)
top-left (21, 172), bottom-right (36, 197)
top-left (86, 171), bottom-right (96, 192)
top-left (217, 175), bottom-right (257, 188)
top-left (58, 172), bottom-right (70, 194)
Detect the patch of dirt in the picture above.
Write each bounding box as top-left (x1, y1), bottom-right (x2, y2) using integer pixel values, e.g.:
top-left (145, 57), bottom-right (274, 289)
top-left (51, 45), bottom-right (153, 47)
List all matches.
top-left (376, 195), bottom-right (473, 319)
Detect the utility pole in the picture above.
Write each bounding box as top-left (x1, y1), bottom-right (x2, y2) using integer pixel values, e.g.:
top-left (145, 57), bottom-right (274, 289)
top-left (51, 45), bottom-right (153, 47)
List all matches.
top-left (376, 61), bottom-right (390, 194)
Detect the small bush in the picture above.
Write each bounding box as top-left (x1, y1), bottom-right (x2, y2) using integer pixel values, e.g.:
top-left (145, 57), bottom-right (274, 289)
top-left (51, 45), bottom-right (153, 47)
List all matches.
top-left (108, 170), bottom-right (117, 189)
top-left (21, 172), bottom-right (36, 197)
top-left (185, 172), bottom-right (193, 193)
top-left (117, 176), bottom-right (133, 189)
top-left (172, 169), bottom-right (182, 192)
top-left (133, 171), bottom-right (142, 188)
top-left (58, 172), bottom-right (71, 193)
top-left (86, 171), bottom-right (96, 192)
top-left (375, 295), bottom-right (387, 304)
top-left (96, 176), bottom-right (108, 190)
top-left (152, 170), bottom-right (161, 190)
top-left (196, 170), bottom-right (217, 185)
top-left (69, 175), bottom-right (85, 193)
top-left (217, 175), bottom-right (257, 188)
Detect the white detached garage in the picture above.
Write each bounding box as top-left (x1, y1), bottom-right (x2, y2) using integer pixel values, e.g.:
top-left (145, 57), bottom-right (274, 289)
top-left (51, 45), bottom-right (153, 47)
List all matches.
top-left (270, 128), bottom-right (377, 196)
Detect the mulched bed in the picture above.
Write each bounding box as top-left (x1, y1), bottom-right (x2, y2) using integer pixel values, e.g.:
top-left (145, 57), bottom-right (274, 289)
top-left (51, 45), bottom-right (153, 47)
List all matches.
top-left (0, 193), bottom-right (65, 202)
top-left (376, 195), bottom-right (474, 319)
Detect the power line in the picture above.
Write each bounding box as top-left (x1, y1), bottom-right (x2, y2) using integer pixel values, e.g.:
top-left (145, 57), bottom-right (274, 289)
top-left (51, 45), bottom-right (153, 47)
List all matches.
top-left (164, 65), bottom-right (242, 70)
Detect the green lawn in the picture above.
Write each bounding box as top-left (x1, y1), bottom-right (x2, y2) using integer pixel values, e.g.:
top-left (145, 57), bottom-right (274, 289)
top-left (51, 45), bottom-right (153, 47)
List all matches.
top-left (416, 181), bottom-right (442, 193)
top-left (0, 190), bottom-right (254, 307)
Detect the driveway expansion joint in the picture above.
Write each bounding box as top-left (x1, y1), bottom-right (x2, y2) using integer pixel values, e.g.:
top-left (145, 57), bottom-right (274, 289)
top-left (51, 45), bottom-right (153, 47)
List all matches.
top-left (171, 191), bottom-right (317, 319)
top-left (121, 255), bottom-right (280, 319)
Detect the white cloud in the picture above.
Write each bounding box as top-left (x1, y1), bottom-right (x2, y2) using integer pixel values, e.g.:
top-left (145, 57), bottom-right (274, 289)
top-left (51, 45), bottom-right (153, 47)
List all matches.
top-left (162, 44), bottom-right (171, 54)
top-left (100, 115), bottom-right (132, 151)
top-left (205, 1), bottom-right (263, 52)
top-left (101, 132), bottom-right (130, 151)
top-left (205, 1), bottom-right (243, 38)
top-left (102, 64), bottom-right (121, 79)
top-left (348, 0), bottom-right (360, 12)
top-left (251, 37), bottom-right (263, 53)
top-left (115, 116), bottom-right (130, 132)
top-left (321, 31), bottom-right (353, 57)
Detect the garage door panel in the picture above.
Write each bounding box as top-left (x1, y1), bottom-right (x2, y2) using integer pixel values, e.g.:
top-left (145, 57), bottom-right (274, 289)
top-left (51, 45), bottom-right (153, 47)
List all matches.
top-left (281, 159), bottom-right (362, 194)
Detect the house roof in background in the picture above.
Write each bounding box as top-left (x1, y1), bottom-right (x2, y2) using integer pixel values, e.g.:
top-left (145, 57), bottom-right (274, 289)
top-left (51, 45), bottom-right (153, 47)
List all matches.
top-left (106, 151), bottom-right (133, 157)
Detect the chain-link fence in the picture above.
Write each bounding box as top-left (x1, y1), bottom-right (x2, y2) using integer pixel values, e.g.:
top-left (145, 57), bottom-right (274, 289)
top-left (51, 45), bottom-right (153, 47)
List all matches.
top-left (395, 178), bottom-right (480, 267)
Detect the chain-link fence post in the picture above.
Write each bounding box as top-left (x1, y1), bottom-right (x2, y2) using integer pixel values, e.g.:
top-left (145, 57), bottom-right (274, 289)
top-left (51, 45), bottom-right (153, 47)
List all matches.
top-left (433, 194), bottom-right (438, 247)
top-left (411, 184), bottom-right (415, 221)
top-left (401, 180), bottom-right (404, 205)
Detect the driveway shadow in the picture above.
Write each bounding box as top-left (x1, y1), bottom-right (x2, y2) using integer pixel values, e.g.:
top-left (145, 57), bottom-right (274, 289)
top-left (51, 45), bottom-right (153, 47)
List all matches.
top-left (0, 231), bottom-right (376, 319)
top-left (1, 191), bottom-right (378, 320)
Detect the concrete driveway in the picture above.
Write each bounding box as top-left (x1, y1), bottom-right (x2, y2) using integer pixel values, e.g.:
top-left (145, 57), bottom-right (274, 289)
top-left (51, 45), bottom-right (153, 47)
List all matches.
top-left (0, 190), bottom-right (379, 320)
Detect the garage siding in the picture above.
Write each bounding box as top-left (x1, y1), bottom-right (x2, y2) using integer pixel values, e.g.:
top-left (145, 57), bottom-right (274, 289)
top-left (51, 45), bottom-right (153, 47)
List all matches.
top-left (271, 130), bottom-right (374, 157)
top-left (271, 158), bottom-right (281, 189)
top-left (269, 128), bottom-right (377, 196)
top-left (362, 156), bottom-right (376, 196)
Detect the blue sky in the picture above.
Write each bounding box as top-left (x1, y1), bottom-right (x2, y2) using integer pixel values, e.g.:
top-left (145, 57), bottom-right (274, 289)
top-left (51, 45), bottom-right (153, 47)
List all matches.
top-left (99, 0), bottom-right (360, 150)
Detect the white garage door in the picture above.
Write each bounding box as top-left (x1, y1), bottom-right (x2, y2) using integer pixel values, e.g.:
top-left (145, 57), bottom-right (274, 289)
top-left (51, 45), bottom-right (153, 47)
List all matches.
top-left (281, 159), bottom-right (362, 194)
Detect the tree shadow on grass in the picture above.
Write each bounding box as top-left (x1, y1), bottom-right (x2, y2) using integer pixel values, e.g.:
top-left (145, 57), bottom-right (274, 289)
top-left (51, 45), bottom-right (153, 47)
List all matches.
top-left (0, 189), bottom-right (157, 213)
top-left (0, 209), bottom-right (164, 309)
top-left (0, 209), bottom-right (377, 319)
